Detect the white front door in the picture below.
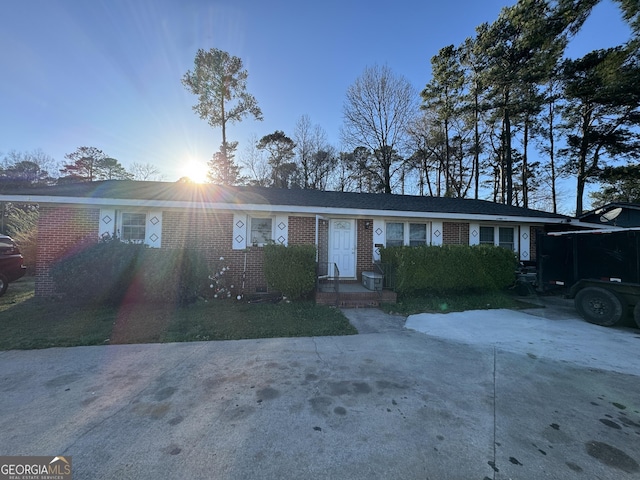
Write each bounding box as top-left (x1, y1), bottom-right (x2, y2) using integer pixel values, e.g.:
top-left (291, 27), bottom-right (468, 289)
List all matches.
top-left (330, 219), bottom-right (355, 278)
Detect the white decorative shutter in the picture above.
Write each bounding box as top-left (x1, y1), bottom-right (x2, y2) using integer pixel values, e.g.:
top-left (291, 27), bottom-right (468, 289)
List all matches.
top-left (146, 211), bottom-right (162, 248)
top-left (431, 221), bottom-right (443, 246)
top-left (519, 225), bottom-right (529, 261)
top-left (469, 223), bottom-right (480, 246)
top-left (233, 214), bottom-right (247, 250)
top-left (275, 215), bottom-right (288, 246)
top-left (99, 209), bottom-right (116, 239)
top-left (372, 219), bottom-right (385, 262)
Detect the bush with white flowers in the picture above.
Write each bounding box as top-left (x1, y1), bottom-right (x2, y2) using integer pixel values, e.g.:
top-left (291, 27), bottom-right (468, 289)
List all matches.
top-left (206, 256), bottom-right (234, 300)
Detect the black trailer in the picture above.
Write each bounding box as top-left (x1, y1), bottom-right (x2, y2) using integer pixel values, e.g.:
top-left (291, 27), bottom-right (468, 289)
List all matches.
top-left (537, 227), bottom-right (640, 328)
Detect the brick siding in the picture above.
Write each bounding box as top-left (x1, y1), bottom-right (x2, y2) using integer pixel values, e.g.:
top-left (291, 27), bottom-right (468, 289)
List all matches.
top-left (530, 226), bottom-right (543, 262)
top-left (36, 206), bottom-right (100, 295)
top-left (162, 210), bottom-right (269, 295)
top-left (35, 208), bottom-right (275, 298)
top-left (39, 207), bottom-right (515, 297)
top-left (161, 210), bottom-right (232, 254)
top-left (288, 216), bottom-right (315, 245)
top-left (317, 219), bottom-right (329, 266)
top-left (356, 219), bottom-right (374, 279)
top-left (442, 222), bottom-right (470, 245)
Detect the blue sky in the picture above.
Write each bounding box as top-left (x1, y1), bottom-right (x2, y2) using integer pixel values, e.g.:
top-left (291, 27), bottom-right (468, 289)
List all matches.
top-left (1, 0), bottom-right (633, 199)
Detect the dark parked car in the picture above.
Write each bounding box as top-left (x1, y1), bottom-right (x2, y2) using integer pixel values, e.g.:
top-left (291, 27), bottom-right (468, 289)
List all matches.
top-left (0, 234), bottom-right (27, 296)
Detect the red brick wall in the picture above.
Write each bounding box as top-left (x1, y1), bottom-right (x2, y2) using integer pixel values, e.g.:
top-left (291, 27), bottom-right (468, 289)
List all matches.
top-left (317, 219), bottom-right (329, 266)
top-left (160, 212), bottom-right (324, 295)
top-left (228, 247), bottom-right (266, 295)
top-left (530, 226), bottom-right (543, 262)
top-left (35, 208), bottom-right (275, 298)
top-left (36, 206), bottom-right (100, 295)
top-left (39, 208), bottom-right (544, 297)
top-left (356, 219), bottom-right (374, 279)
top-left (288, 216), bottom-right (315, 245)
top-left (162, 210), bottom-right (270, 295)
top-left (161, 210), bottom-right (232, 254)
top-left (443, 222), bottom-right (470, 245)
top-left (34, 208), bottom-right (384, 296)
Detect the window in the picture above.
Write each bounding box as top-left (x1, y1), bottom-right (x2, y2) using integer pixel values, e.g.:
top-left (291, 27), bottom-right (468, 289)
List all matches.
top-left (409, 223), bottom-right (428, 246)
top-left (479, 226), bottom-right (494, 245)
top-left (121, 213), bottom-right (146, 242)
top-left (499, 227), bottom-right (515, 250)
top-left (386, 223), bottom-right (404, 247)
top-left (250, 217), bottom-right (273, 245)
top-left (479, 226), bottom-right (515, 251)
top-left (386, 222), bottom-right (429, 247)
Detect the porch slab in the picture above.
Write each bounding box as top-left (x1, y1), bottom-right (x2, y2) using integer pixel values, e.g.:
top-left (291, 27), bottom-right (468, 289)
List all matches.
top-left (315, 283), bottom-right (396, 308)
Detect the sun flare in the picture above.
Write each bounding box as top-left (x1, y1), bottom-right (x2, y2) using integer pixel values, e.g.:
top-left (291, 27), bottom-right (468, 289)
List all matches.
top-left (183, 160), bottom-right (209, 184)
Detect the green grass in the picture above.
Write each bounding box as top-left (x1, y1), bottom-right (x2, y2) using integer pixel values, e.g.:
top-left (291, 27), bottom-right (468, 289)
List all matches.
top-left (0, 277), bottom-right (35, 312)
top-left (380, 290), bottom-right (537, 316)
top-left (0, 278), bottom-right (357, 350)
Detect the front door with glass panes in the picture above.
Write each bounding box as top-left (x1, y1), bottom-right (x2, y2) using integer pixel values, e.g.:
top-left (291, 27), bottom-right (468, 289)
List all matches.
top-left (329, 219), bottom-right (355, 278)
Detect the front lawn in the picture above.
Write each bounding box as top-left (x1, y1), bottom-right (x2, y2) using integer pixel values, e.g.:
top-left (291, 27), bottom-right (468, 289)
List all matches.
top-left (0, 278), bottom-right (357, 350)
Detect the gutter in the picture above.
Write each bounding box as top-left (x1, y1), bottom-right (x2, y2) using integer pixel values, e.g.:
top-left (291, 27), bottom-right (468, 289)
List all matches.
top-left (0, 194), bottom-right (573, 225)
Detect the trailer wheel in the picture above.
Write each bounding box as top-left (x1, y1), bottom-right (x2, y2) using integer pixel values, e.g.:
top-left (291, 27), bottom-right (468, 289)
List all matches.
top-left (633, 303), bottom-right (640, 329)
top-left (575, 287), bottom-right (623, 327)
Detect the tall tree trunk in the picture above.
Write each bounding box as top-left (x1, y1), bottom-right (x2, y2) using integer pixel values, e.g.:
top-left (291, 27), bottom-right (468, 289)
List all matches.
top-left (474, 88), bottom-right (480, 200)
top-left (422, 157), bottom-right (434, 196)
top-left (575, 109), bottom-right (592, 216)
top-left (522, 120), bottom-right (529, 208)
top-left (504, 87), bottom-right (513, 205)
top-left (548, 100), bottom-right (557, 214)
top-left (444, 118), bottom-right (452, 195)
top-left (384, 160), bottom-right (392, 194)
top-left (220, 96), bottom-right (229, 184)
top-left (576, 164), bottom-right (586, 216)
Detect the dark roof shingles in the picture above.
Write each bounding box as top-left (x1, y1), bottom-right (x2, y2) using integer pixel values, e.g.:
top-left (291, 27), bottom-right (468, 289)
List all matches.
top-left (3, 180), bottom-right (568, 220)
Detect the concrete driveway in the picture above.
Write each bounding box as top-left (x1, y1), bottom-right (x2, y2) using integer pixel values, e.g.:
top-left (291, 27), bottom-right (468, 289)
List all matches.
top-left (404, 296), bottom-right (640, 377)
top-left (1, 299), bottom-right (639, 479)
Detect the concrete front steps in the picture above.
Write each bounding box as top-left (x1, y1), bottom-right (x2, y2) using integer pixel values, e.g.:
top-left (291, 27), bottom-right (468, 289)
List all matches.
top-left (315, 281), bottom-right (397, 308)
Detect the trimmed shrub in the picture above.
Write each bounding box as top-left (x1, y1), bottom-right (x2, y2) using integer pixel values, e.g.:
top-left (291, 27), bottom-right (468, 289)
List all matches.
top-left (51, 238), bottom-right (209, 306)
top-left (380, 244), bottom-right (518, 296)
top-left (50, 238), bottom-right (143, 305)
top-left (263, 244), bottom-right (317, 300)
top-left (136, 247), bottom-right (209, 305)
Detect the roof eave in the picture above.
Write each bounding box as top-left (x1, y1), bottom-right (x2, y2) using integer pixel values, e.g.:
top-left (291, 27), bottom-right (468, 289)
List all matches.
top-left (0, 194), bottom-right (570, 224)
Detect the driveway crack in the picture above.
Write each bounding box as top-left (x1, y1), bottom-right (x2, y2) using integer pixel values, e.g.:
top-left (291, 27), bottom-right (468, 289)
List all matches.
top-left (311, 337), bottom-right (328, 366)
top-left (491, 346), bottom-right (497, 479)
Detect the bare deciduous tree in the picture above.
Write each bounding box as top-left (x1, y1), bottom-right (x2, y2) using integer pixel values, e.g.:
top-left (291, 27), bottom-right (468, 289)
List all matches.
top-left (239, 134), bottom-right (270, 187)
top-left (342, 65), bottom-right (418, 194)
top-left (130, 162), bottom-right (164, 181)
top-left (293, 115), bottom-right (336, 190)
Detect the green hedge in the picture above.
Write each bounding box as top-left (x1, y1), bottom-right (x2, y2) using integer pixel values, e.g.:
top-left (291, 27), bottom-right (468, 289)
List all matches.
top-left (380, 244), bottom-right (518, 296)
top-left (135, 248), bottom-right (209, 305)
top-left (263, 244), bottom-right (317, 300)
top-left (50, 239), bottom-right (208, 306)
